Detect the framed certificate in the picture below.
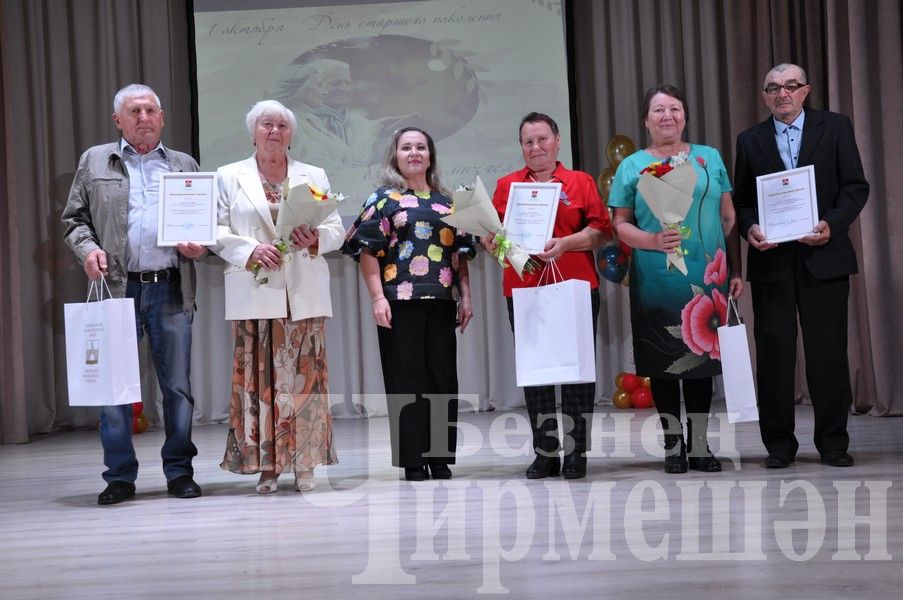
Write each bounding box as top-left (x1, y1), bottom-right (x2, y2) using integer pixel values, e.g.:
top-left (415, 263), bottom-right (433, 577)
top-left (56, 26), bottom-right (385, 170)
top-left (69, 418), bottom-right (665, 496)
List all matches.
top-left (157, 172), bottom-right (217, 246)
top-left (502, 182), bottom-right (562, 254)
top-left (756, 165), bottom-right (819, 244)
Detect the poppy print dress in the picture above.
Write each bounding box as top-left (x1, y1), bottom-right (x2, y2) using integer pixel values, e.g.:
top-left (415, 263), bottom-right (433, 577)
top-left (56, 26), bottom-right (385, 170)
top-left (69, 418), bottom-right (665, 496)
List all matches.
top-left (608, 145), bottom-right (732, 379)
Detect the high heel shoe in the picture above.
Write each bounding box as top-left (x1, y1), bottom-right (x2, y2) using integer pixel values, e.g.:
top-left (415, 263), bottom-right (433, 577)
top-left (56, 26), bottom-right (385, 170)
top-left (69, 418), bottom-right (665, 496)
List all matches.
top-left (404, 466), bottom-right (429, 481)
top-left (294, 469), bottom-right (317, 492)
top-left (429, 464), bottom-right (452, 480)
top-left (256, 472), bottom-right (278, 494)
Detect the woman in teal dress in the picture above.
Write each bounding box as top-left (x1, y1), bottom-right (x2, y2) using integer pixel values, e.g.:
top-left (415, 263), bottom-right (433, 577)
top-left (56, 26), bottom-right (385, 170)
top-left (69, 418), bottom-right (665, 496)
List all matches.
top-left (609, 84), bottom-right (743, 473)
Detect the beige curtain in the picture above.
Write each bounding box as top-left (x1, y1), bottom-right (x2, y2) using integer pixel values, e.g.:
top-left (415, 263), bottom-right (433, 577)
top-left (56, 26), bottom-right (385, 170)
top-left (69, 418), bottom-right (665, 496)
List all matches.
top-left (571, 0), bottom-right (902, 416)
top-left (0, 0), bottom-right (195, 442)
top-left (828, 0), bottom-right (903, 415)
top-left (0, 0), bottom-right (28, 443)
top-left (2, 0), bottom-right (900, 443)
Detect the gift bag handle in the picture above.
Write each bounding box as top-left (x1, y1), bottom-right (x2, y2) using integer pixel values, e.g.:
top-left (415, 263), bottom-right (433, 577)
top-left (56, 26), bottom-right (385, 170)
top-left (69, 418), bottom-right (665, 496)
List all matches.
top-left (726, 295), bottom-right (743, 326)
top-left (536, 258), bottom-right (564, 286)
top-left (85, 275), bottom-right (114, 303)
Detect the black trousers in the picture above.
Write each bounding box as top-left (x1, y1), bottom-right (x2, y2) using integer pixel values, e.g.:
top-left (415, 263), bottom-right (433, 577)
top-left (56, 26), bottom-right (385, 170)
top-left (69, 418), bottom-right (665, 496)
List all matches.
top-left (506, 288), bottom-right (600, 457)
top-left (649, 377), bottom-right (713, 453)
top-left (377, 300), bottom-right (458, 468)
top-left (751, 250), bottom-right (852, 458)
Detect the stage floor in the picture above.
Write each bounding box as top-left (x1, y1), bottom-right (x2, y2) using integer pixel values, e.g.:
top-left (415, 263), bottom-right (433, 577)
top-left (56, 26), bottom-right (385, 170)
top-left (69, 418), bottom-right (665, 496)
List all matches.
top-left (1, 404), bottom-right (901, 599)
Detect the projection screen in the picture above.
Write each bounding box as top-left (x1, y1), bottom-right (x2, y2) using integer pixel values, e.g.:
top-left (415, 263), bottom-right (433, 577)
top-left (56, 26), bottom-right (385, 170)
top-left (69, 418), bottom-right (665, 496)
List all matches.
top-left (194, 0), bottom-right (573, 213)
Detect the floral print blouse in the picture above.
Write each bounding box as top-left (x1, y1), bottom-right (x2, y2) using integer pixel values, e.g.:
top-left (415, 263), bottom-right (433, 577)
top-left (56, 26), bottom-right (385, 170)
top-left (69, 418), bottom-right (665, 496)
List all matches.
top-left (343, 187), bottom-right (477, 301)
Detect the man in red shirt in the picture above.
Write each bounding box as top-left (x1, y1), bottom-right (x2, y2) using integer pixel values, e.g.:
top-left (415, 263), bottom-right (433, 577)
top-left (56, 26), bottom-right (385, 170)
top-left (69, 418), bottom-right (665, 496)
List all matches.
top-left (484, 112), bottom-right (611, 479)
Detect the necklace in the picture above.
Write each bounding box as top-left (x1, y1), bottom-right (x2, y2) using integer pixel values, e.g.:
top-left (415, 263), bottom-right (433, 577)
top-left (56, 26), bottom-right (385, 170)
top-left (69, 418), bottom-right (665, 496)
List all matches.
top-left (256, 156), bottom-right (287, 204)
top-left (261, 180), bottom-right (283, 204)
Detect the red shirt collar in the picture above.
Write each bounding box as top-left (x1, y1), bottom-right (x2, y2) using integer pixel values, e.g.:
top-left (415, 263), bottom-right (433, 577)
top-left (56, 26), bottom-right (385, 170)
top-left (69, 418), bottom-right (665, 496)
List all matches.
top-left (522, 161), bottom-right (566, 182)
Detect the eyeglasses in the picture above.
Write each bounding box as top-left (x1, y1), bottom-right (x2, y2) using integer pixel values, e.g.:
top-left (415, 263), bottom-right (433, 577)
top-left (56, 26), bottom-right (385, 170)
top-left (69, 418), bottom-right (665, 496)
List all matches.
top-left (763, 82), bottom-right (808, 95)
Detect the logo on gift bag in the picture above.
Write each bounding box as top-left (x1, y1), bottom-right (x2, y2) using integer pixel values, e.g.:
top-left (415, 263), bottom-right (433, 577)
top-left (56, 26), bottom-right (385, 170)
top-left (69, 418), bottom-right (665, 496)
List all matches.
top-left (184, 179), bottom-right (192, 188)
top-left (85, 339), bottom-right (99, 365)
top-left (782, 177), bottom-right (790, 186)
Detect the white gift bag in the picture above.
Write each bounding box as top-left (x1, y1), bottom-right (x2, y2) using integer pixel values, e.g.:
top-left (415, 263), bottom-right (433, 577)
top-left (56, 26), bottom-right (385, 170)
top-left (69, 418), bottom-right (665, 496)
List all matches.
top-left (512, 264), bottom-right (596, 387)
top-left (64, 276), bottom-right (141, 406)
top-left (716, 296), bottom-right (758, 423)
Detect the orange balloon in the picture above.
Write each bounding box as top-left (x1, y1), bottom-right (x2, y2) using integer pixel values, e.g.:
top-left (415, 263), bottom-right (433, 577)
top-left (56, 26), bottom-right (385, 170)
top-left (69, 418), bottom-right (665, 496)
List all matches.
top-left (606, 134), bottom-right (637, 167)
top-left (612, 389), bottom-right (633, 409)
top-left (597, 167), bottom-right (615, 201)
top-left (134, 413), bottom-right (149, 434)
top-left (641, 376), bottom-right (652, 388)
top-left (614, 371), bottom-right (629, 389)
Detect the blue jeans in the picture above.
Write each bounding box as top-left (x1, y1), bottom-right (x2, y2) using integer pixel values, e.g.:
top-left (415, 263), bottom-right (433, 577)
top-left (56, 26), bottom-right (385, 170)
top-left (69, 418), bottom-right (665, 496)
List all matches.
top-left (99, 277), bottom-right (197, 483)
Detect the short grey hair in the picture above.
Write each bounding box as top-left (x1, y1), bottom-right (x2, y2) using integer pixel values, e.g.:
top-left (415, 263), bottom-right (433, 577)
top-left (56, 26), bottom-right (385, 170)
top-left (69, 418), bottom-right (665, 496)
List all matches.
top-left (764, 63), bottom-right (808, 88)
top-left (270, 58), bottom-right (350, 106)
top-left (113, 84), bottom-right (161, 113)
top-left (245, 99), bottom-right (298, 144)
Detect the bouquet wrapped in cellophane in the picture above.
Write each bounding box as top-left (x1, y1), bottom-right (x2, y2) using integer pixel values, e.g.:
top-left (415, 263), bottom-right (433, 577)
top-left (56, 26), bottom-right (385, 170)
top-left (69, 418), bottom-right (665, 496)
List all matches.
top-left (441, 176), bottom-right (535, 278)
top-left (636, 151), bottom-right (697, 275)
top-left (252, 182), bottom-right (345, 284)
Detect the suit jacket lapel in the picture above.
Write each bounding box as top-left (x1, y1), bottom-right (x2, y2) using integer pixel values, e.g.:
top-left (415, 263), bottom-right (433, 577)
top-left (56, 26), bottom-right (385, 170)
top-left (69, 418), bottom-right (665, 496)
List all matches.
top-left (237, 157), bottom-right (278, 238)
top-left (286, 159), bottom-right (311, 190)
top-left (797, 108), bottom-right (824, 167)
top-left (753, 118), bottom-right (787, 173)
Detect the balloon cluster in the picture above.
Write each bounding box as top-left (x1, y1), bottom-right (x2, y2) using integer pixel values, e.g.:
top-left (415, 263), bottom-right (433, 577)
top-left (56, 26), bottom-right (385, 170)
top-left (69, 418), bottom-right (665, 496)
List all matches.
top-left (597, 134), bottom-right (637, 201)
top-left (132, 402), bottom-right (148, 434)
top-left (596, 135), bottom-right (637, 285)
top-left (612, 372), bottom-right (654, 409)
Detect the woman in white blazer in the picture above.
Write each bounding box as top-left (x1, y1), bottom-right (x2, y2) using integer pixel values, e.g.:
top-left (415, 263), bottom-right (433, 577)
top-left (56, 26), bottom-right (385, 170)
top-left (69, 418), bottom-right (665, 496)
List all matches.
top-left (212, 100), bottom-right (344, 494)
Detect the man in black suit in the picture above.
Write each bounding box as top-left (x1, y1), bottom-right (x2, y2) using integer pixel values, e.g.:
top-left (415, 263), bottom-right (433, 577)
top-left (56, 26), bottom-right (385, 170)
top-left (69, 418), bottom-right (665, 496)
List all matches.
top-left (733, 63), bottom-right (869, 469)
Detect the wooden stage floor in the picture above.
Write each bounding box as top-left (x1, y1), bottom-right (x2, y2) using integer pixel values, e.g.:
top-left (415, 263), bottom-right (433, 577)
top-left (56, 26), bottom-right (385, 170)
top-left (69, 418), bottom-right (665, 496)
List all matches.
top-left (1, 404), bottom-right (901, 599)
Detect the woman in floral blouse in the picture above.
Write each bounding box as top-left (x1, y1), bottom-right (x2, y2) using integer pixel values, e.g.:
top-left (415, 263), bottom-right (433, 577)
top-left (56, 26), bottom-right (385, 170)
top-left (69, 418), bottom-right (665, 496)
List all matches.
top-left (343, 127), bottom-right (476, 481)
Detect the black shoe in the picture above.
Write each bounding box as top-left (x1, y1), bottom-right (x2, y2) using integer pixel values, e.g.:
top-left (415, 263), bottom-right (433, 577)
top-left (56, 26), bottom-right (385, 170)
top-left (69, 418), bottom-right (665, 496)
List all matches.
top-left (663, 435), bottom-right (687, 474)
top-left (685, 419), bottom-right (720, 472)
top-left (688, 453), bottom-right (722, 472)
top-left (429, 464), bottom-right (452, 479)
top-left (97, 481), bottom-right (135, 505)
top-left (820, 450), bottom-right (854, 467)
top-left (764, 454), bottom-right (794, 469)
top-left (525, 454), bottom-right (560, 479)
top-left (562, 454), bottom-right (587, 479)
top-left (167, 475), bottom-right (202, 498)
top-left (404, 466), bottom-right (429, 481)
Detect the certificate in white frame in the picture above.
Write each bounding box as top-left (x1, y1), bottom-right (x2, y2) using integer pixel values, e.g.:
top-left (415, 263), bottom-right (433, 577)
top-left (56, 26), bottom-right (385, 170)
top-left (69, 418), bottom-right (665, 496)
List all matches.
top-left (756, 165), bottom-right (819, 244)
top-left (502, 182), bottom-right (562, 254)
top-left (157, 172), bottom-right (218, 246)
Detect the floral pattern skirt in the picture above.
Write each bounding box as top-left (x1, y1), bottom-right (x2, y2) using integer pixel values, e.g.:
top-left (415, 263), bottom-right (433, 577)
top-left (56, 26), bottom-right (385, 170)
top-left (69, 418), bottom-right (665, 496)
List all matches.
top-left (220, 316), bottom-right (337, 475)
